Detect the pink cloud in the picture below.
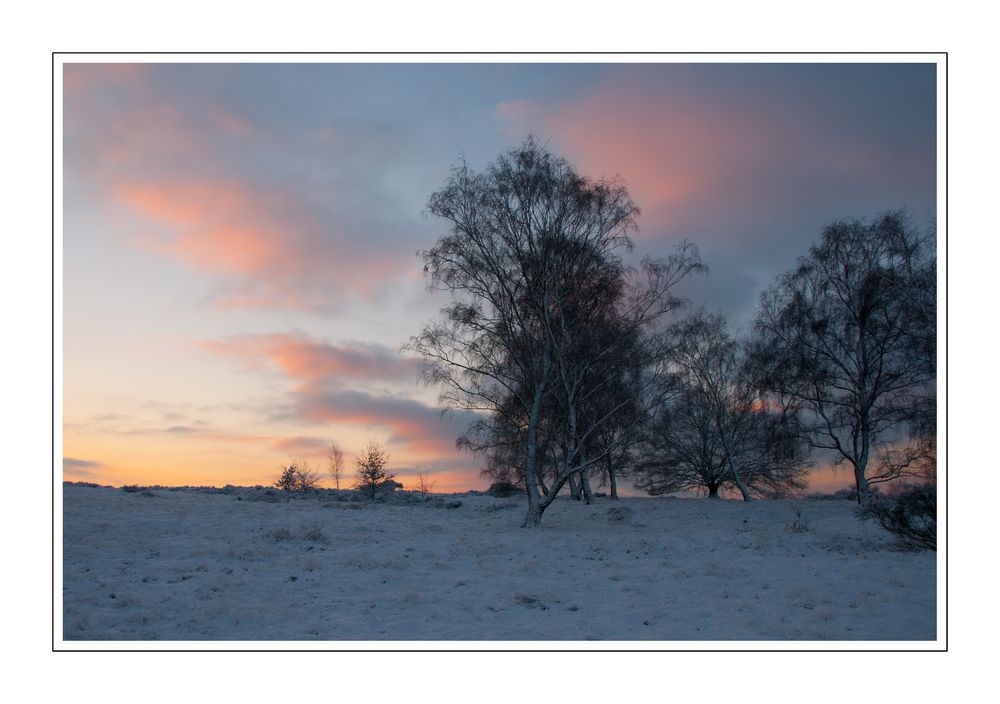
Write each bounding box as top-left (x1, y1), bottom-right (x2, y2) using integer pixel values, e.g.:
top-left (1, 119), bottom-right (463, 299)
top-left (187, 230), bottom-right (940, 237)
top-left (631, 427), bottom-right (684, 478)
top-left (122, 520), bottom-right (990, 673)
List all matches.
top-left (294, 388), bottom-right (473, 458)
top-left (201, 333), bottom-right (421, 386)
top-left (203, 332), bottom-right (472, 457)
top-left (497, 71), bottom-right (897, 241)
top-left (63, 63), bottom-right (147, 95)
top-left (66, 65), bottom-right (409, 309)
top-left (114, 177), bottom-right (400, 309)
top-left (116, 180), bottom-right (296, 275)
top-left (64, 64), bottom-right (245, 174)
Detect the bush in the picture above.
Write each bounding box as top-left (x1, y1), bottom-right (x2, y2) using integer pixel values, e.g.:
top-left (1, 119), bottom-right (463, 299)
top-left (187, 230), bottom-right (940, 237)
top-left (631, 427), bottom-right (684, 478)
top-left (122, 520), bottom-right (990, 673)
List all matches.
top-left (787, 505), bottom-right (811, 533)
top-left (859, 484), bottom-right (936, 550)
top-left (805, 487), bottom-right (858, 501)
top-left (274, 460), bottom-right (322, 492)
top-left (486, 481), bottom-right (522, 498)
top-left (608, 506), bottom-right (633, 523)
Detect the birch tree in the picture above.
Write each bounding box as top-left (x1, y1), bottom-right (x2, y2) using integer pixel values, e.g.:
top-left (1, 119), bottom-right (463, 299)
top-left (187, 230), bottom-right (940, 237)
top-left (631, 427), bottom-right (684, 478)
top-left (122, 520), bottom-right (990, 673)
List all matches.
top-left (409, 137), bottom-right (702, 526)
top-left (749, 212), bottom-right (935, 502)
top-left (326, 441), bottom-right (344, 490)
top-left (638, 312), bottom-right (807, 499)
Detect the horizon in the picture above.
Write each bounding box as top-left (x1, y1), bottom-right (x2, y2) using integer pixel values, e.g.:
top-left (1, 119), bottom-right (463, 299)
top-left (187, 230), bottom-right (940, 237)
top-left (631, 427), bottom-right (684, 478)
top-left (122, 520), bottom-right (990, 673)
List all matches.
top-left (62, 61), bottom-right (937, 493)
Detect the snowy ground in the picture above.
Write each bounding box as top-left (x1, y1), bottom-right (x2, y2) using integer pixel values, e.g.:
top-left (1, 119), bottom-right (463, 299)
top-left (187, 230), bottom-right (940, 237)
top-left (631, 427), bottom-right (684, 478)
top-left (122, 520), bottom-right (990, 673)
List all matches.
top-left (61, 483), bottom-right (936, 642)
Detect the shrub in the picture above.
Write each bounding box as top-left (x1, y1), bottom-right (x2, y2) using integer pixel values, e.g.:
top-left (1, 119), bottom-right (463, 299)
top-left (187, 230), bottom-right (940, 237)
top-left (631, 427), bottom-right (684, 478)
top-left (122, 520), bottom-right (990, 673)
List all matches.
top-left (486, 481), bottom-right (522, 498)
top-left (859, 484), bottom-right (936, 550)
top-left (274, 460), bottom-right (322, 492)
top-left (787, 505), bottom-right (811, 533)
top-left (607, 506), bottom-right (633, 523)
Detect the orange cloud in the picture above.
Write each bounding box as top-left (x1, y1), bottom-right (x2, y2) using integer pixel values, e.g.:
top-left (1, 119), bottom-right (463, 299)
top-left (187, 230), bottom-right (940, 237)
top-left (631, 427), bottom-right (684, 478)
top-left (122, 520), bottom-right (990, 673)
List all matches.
top-left (202, 333), bottom-right (421, 386)
top-left (272, 435), bottom-right (330, 456)
top-left (113, 178), bottom-right (399, 308)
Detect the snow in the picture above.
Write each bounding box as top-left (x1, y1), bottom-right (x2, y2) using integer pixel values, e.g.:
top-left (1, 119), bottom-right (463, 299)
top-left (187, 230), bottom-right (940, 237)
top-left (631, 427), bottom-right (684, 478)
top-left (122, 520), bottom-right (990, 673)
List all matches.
top-left (61, 483), bottom-right (936, 642)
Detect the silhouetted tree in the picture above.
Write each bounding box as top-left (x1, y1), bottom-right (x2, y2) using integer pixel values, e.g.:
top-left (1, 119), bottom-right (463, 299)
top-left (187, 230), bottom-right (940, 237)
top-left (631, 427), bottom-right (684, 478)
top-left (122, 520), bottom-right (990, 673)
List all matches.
top-left (274, 459), bottom-right (321, 492)
top-left (749, 212), bottom-right (935, 503)
top-left (636, 312), bottom-right (808, 499)
top-left (354, 439), bottom-right (393, 500)
top-left (275, 465), bottom-right (299, 492)
top-left (409, 137), bottom-right (702, 526)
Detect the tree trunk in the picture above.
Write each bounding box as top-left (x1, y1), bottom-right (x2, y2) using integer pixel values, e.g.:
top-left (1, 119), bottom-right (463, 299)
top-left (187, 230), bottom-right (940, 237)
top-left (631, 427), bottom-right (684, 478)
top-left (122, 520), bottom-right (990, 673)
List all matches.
top-left (853, 461), bottom-right (870, 504)
top-left (537, 473), bottom-right (549, 496)
top-left (717, 419), bottom-right (752, 501)
top-left (729, 464), bottom-right (752, 502)
top-left (568, 472), bottom-right (582, 501)
top-left (707, 483), bottom-right (720, 498)
top-left (855, 432), bottom-right (872, 503)
top-left (609, 469), bottom-right (618, 500)
top-left (523, 386), bottom-right (545, 518)
top-left (580, 469), bottom-right (594, 505)
top-left (521, 473), bottom-right (572, 527)
top-left (521, 502), bottom-right (544, 528)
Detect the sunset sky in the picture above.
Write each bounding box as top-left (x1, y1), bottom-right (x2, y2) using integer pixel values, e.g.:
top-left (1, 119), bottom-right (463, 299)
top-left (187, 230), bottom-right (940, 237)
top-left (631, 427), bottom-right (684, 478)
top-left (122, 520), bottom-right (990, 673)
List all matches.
top-left (61, 61), bottom-right (937, 492)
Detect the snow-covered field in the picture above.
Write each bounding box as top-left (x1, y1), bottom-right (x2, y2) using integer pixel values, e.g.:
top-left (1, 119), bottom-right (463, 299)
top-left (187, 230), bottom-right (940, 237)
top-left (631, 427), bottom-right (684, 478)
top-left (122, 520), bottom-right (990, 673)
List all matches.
top-left (61, 483), bottom-right (936, 642)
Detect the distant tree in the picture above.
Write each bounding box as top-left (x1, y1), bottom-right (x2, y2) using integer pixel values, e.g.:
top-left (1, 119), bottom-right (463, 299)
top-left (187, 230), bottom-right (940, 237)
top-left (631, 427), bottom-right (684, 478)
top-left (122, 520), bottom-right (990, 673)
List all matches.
top-left (274, 458), bottom-right (321, 492)
top-left (327, 441), bottom-right (345, 490)
top-left (414, 466), bottom-right (436, 494)
top-left (275, 465), bottom-right (299, 492)
top-left (592, 418), bottom-right (640, 500)
top-left (750, 212), bottom-right (935, 503)
top-left (354, 439), bottom-right (393, 500)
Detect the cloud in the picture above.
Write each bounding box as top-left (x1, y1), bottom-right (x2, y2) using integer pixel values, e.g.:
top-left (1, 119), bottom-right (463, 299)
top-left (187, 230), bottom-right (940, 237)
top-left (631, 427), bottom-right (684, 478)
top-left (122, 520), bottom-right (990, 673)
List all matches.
top-left (114, 178), bottom-right (404, 309)
top-left (493, 65), bottom-right (936, 330)
top-left (496, 66), bottom-right (935, 246)
top-left (273, 436), bottom-right (330, 456)
top-left (293, 387), bottom-right (476, 457)
top-left (63, 457), bottom-right (102, 469)
top-left (204, 331), bottom-right (474, 456)
top-left (63, 457), bottom-right (104, 479)
top-left (202, 333), bottom-right (421, 386)
top-left (65, 64), bottom-right (423, 310)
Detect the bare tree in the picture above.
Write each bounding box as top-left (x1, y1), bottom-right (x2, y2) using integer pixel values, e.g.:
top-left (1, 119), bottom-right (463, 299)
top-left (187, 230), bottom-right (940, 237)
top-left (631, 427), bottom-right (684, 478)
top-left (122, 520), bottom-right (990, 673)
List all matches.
top-left (354, 439), bottom-right (393, 500)
top-left (414, 466), bottom-right (436, 494)
top-left (409, 137), bottom-right (702, 526)
top-left (639, 312), bottom-right (808, 500)
top-left (591, 415), bottom-right (641, 500)
top-left (537, 240), bottom-right (703, 512)
top-left (749, 212), bottom-right (935, 502)
top-left (327, 441), bottom-right (345, 490)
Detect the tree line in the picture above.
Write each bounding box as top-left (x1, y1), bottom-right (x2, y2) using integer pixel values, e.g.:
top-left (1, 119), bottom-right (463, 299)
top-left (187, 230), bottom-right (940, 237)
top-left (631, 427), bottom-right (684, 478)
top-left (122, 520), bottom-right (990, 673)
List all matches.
top-left (408, 138), bottom-right (936, 528)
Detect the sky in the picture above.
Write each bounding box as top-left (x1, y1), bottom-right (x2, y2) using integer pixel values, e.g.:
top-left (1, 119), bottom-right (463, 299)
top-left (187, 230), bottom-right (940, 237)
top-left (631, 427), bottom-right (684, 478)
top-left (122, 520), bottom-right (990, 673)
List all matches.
top-left (61, 61), bottom-right (937, 492)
